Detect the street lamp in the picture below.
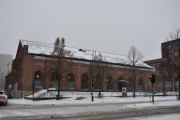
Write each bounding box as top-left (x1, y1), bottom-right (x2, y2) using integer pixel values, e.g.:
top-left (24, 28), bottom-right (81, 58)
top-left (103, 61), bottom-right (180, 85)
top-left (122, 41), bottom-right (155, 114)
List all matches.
top-left (178, 71), bottom-right (180, 100)
top-left (78, 48), bottom-right (96, 102)
top-left (90, 51), bottom-right (96, 102)
top-left (150, 74), bottom-right (156, 103)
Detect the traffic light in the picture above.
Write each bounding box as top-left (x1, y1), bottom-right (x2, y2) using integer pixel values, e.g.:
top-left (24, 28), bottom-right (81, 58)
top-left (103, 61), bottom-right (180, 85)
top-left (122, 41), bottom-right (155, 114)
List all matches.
top-left (150, 74), bottom-right (156, 84)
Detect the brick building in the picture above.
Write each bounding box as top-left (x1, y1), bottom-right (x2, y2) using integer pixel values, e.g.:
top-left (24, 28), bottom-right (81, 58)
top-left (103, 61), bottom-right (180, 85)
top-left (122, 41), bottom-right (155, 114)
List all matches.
top-left (6, 40), bottom-right (154, 96)
top-left (145, 38), bottom-right (180, 92)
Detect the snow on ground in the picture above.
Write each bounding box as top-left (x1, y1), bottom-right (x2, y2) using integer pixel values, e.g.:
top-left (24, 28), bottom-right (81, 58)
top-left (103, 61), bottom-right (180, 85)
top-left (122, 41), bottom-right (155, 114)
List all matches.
top-left (9, 95), bottom-right (179, 107)
top-left (1, 96), bottom-right (180, 119)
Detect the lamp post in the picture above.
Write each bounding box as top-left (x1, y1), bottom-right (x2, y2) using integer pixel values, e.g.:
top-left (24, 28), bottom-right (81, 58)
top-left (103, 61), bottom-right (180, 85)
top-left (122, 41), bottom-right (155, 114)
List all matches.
top-left (150, 74), bottom-right (155, 103)
top-left (178, 71), bottom-right (180, 100)
top-left (32, 79), bottom-right (35, 101)
top-left (178, 78), bottom-right (180, 100)
top-left (132, 59), bottom-right (136, 98)
top-left (91, 51), bottom-right (96, 102)
top-left (79, 49), bottom-right (96, 102)
top-left (78, 49), bottom-right (106, 101)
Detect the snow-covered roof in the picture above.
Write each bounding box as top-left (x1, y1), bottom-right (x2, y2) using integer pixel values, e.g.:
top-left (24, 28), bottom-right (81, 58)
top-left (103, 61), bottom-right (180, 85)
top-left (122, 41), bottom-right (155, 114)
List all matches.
top-left (20, 40), bottom-right (153, 69)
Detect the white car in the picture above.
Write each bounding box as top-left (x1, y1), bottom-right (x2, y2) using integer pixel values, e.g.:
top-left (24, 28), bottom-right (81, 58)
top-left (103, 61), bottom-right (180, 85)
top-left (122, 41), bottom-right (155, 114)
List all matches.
top-left (0, 90), bottom-right (8, 105)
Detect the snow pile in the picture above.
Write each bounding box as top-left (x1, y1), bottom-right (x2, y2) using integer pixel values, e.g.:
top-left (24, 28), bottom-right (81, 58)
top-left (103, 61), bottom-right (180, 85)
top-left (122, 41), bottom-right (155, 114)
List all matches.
top-left (25, 90), bottom-right (47, 99)
top-left (25, 89), bottom-right (122, 99)
top-left (20, 40), bottom-right (153, 69)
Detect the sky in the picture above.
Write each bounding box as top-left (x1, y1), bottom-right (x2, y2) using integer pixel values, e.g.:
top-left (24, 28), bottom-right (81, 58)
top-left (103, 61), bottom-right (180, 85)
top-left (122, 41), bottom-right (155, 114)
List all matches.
top-left (0, 0), bottom-right (180, 60)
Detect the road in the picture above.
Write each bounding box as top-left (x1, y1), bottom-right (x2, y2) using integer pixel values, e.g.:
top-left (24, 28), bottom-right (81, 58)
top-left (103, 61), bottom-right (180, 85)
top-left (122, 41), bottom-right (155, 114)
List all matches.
top-left (0, 100), bottom-right (180, 120)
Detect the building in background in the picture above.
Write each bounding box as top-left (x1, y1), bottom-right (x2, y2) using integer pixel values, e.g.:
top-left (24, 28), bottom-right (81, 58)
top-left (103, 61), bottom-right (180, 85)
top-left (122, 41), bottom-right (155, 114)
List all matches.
top-left (7, 61), bottom-right (13, 74)
top-left (0, 54), bottom-right (13, 90)
top-left (145, 38), bottom-right (180, 92)
top-left (6, 39), bottom-right (154, 97)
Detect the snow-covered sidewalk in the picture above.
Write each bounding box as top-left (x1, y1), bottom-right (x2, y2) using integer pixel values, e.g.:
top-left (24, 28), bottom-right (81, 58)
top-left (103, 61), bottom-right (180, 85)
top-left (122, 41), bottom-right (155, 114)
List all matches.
top-left (8, 96), bottom-right (178, 106)
top-left (1, 96), bottom-right (180, 119)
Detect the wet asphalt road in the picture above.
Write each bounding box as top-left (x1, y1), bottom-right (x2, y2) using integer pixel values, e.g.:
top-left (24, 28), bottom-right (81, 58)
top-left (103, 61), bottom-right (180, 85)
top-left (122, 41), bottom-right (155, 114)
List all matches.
top-left (0, 100), bottom-right (180, 120)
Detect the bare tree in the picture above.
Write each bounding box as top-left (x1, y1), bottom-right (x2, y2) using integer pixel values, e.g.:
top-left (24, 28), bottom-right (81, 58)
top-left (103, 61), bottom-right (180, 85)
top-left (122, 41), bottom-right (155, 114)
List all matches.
top-left (90, 51), bottom-right (107, 101)
top-left (166, 28), bottom-right (180, 41)
top-left (94, 52), bottom-right (107, 98)
top-left (52, 37), bottom-right (73, 100)
top-left (127, 46), bottom-right (143, 97)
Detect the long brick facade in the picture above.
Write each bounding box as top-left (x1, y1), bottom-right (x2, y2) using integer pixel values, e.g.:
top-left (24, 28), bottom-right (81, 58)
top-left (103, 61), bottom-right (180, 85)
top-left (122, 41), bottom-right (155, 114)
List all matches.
top-left (6, 40), bottom-right (154, 96)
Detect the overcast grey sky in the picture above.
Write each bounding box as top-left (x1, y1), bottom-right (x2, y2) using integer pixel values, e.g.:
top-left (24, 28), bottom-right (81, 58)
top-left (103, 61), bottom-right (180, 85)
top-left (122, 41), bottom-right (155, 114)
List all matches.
top-left (0, 0), bottom-right (180, 60)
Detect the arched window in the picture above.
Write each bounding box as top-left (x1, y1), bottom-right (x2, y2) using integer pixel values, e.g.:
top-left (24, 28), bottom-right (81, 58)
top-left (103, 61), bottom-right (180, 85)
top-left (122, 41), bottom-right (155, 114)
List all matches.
top-left (118, 77), bottom-right (123, 80)
top-left (67, 73), bottom-right (75, 90)
top-left (117, 76), bottom-right (127, 92)
top-left (94, 75), bottom-right (101, 90)
top-left (138, 78), bottom-right (144, 92)
top-left (34, 71), bottom-right (43, 89)
top-left (107, 76), bottom-right (113, 90)
top-left (138, 78), bottom-right (143, 86)
top-left (81, 74), bottom-right (89, 90)
top-left (51, 72), bottom-right (59, 88)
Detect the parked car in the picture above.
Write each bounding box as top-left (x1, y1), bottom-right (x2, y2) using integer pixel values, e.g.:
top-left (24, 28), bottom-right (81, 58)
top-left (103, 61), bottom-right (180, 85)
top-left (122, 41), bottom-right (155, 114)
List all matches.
top-left (0, 90), bottom-right (8, 105)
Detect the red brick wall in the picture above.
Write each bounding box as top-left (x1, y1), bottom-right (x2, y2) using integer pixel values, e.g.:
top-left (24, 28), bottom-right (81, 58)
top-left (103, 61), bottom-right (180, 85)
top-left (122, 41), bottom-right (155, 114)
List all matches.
top-left (7, 46), bottom-right (153, 93)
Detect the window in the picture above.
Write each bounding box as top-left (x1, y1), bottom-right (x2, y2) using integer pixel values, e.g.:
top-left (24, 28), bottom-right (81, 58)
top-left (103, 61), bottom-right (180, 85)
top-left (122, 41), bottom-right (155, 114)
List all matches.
top-left (117, 77), bottom-right (128, 91)
top-left (51, 72), bottom-right (59, 88)
top-left (34, 71), bottom-right (43, 89)
top-left (174, 49), bottom-right (179, 56)
top-left (81, 74), bottom-right (89, 90)
top-left (67, 73), bottom-right (75, 89)
top-left (94, 75), bottom-right (101, 90)
top-left (138, 78), bottom-right (144, 92)
top-left (106, 76), bottom-right (113, 90)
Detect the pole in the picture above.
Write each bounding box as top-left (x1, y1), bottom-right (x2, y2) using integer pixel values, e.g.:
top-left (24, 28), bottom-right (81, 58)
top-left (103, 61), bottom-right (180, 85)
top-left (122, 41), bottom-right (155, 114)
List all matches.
top-left (91, 51), bottom-right (95, 102)
top-left (163, 79), bottom-right (166, 96)
top-left (57, 38), bottom-right (64, 100)
top-left (133, 67), bottom-right (136, 98)
top-left (32, 80), bottom-right (35, 101)
top-left (178, 78), bottom-right (180, 100)
top-left (91, 61), bottom-right (94, 102)
top-left (152, 83), bottom-right (154, 103)
top-left (57, 51), bottom-right (60, 100)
